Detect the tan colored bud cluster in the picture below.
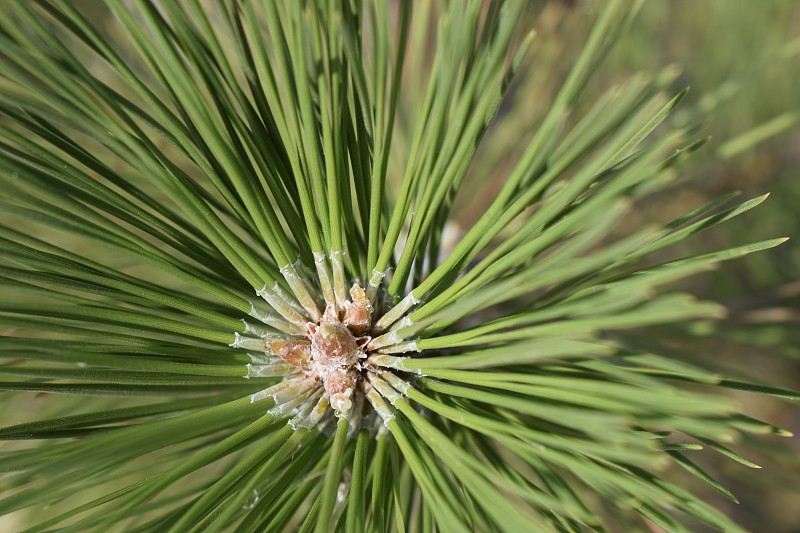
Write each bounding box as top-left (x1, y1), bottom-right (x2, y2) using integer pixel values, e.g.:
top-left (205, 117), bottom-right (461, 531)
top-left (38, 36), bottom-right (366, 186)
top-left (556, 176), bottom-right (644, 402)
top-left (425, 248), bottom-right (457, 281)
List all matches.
top-left (268, 283), bottom-right (373, 418)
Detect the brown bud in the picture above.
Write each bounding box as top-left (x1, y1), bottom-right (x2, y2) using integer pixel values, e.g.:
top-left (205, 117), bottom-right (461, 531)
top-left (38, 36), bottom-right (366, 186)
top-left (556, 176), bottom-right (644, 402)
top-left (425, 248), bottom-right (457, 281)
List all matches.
top-left (270, 339), bottom-right (312, 371)
top-left (344, 303), bottom-right (371, 335)
top-left (345, 283), bottom-right (373, 335)
top-left (325, 367), bottom-right (358, 416)
top-left (311, 323), bottom-right (359, 366)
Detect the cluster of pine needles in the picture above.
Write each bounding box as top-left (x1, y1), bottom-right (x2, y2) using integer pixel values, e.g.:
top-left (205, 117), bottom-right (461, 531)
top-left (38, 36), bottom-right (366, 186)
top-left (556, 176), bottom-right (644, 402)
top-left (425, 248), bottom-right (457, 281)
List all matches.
top-left (0, 1), bottom-right (795, 531)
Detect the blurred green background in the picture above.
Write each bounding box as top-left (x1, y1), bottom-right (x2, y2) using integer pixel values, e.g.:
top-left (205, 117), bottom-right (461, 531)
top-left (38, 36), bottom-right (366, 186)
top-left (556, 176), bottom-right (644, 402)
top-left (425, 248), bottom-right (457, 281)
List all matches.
top-left (566, 1), bottom-right (800, 531)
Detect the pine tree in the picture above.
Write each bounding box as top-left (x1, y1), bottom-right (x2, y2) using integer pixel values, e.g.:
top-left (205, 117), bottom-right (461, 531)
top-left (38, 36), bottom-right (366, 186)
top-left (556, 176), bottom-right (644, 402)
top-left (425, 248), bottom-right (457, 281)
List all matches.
top-left (0, 1), bottom-right (794, 531)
